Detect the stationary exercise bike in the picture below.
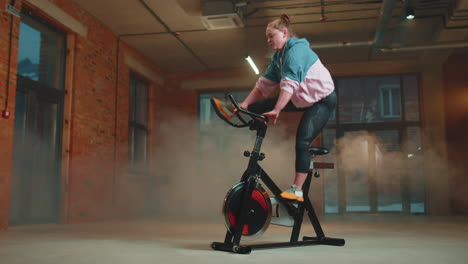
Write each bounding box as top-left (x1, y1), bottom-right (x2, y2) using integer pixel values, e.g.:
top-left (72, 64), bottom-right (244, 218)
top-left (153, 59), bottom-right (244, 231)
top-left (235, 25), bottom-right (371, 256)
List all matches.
top-left (210, 95), bottom-right (345, 254)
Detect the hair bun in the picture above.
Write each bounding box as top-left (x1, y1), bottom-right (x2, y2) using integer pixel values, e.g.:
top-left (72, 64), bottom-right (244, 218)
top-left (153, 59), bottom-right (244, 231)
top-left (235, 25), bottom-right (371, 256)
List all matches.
top-left (280, 14), bottom-right (290, 25)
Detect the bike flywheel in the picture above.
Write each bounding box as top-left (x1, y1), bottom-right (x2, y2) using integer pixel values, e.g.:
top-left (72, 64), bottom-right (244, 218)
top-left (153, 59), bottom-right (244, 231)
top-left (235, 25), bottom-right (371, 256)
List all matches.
top-left (222, 182), bottom-right (272, 240)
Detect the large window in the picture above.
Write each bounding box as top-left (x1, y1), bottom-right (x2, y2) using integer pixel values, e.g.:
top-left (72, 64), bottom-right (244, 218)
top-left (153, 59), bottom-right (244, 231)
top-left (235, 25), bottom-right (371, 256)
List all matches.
top-left (199, 91), bottom-right (249, 128)
top-left (198, 90), bottom-right (253, 180)
top-left (10, 9), bottom-right (66, 225)
top-left (323, 74), bottom-right (424, 214)
top-left (199, 90), bottom-right (251, 151)
top-left (129, 73), bottom-right (149, 172)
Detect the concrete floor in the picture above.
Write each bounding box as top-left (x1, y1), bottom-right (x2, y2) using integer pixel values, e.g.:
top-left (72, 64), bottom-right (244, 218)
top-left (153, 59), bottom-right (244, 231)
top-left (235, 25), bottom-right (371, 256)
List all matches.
top-left (1, 216), bottom-right (467, 264)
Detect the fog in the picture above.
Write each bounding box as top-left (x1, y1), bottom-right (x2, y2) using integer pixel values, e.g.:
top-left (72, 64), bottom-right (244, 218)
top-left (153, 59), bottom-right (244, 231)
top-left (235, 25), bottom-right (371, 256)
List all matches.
top-left (147, 110), bottom-right (459, 221)
top-left (150, 109), bottom-right (296, 222)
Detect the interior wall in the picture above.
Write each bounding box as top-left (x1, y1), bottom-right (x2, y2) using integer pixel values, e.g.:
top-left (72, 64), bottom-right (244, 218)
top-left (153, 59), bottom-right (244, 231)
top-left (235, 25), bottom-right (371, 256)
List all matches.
top-left (443, 53), bottom-right (468, 214)
top-left (53, 4), bottom-right (164, 222)
top-left (0, 0), bottom-right (18, 230)
top-left (419, 56), bottom-right (451, 215)
top-left (0, 0), bottom-right (166, 229)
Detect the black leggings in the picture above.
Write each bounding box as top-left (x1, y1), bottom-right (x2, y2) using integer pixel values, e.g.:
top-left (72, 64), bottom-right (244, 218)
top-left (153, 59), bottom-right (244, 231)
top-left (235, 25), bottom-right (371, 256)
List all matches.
top-left (248, 90), bottom-right (337, 173)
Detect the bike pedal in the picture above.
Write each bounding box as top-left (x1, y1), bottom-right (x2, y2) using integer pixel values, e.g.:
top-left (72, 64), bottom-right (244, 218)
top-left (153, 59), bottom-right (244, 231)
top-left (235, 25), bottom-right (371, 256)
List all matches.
top-left (274, 197), bottom-right (300, 207)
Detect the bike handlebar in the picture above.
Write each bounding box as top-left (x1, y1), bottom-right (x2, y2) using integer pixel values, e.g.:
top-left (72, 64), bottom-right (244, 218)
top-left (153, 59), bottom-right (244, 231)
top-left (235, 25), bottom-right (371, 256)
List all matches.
top-left (210, 94), bottom-right (269, 128)
top-left (227, 95), bottom-right (269, 123)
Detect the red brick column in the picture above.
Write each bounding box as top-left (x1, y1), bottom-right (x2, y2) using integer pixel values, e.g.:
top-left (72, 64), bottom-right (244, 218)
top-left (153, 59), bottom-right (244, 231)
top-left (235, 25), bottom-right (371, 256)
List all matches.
top-left (0, 0), bottom-right (21, 230)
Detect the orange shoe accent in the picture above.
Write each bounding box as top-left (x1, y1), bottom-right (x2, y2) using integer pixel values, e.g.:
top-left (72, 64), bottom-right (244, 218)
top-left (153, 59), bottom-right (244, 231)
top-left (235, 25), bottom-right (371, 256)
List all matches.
top-left (280, 192), bottom-right (304, 202)
top-left (280, 192), bottom-right (297, 200)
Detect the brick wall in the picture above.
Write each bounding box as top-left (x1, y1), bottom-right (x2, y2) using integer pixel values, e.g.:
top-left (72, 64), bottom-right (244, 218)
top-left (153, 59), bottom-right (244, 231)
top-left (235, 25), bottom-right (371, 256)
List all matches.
top-left (61, 8), bottom-right (165, 221)
top-left (0, 0), bottom-right (166, 228)
top-left (66, 10), bottom-right (119, 221)
top-left (443, 54), bottom-right (468, 214)
top-left (0, 0), bottom-right (19, 230)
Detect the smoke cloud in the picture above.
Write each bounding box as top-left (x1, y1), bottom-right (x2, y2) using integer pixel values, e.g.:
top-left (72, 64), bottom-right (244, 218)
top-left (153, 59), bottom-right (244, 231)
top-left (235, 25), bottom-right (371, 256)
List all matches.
top-left (150, 109), bottom-right (296, 223)
top-left (149, 112), bottom-right (458, 219)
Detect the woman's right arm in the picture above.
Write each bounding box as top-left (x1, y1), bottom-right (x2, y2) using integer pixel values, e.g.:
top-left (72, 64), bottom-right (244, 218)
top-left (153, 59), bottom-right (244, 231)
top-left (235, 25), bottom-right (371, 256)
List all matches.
top-left (239, 57), bottom-right (279, 110)
top-left (239, 88), bottom-right (263, 110)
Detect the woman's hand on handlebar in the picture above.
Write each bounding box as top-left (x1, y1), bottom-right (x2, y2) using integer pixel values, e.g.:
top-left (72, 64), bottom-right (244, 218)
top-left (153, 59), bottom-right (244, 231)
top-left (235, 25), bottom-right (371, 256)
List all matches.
top-left (262, 110), bottom-right (280, 125)
top-left (233, 101), bottom-right (249, 115)
top-left (239, 101), bottom-right (249, 110)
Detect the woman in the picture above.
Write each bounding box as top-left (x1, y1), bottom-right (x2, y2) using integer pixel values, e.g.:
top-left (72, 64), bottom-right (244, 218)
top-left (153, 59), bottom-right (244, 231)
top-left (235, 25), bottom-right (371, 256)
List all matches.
top-left (238, 14), bottom-right (337, 202)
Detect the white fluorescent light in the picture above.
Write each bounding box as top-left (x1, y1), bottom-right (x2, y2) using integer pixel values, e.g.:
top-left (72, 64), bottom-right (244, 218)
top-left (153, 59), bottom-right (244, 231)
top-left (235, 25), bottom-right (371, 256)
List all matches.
top-left (245, 56), bottom-right (259, 75)
top-left (406, 7), bottom-right (415, 20)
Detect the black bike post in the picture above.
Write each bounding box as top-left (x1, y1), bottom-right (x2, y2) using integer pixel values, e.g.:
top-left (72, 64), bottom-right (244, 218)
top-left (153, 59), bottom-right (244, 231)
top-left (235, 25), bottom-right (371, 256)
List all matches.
top-left (231, 175), bottom-right (257, 245)
top-left (290, 175), bottom-right (310, 242)
top-left (223, 120), bottom-right (267, 253)
top-left (302, 171), bottom-right (326, 239)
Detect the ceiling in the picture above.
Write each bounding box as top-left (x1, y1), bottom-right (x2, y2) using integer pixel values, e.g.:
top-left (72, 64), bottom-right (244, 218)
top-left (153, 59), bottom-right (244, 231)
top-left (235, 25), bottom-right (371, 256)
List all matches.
top-left (72, 0), bottom-right (468, 74)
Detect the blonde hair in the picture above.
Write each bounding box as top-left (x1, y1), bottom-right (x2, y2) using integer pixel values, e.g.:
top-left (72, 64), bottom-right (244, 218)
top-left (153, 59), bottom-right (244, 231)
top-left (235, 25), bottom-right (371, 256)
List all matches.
top-left (267, 14), bottom-right (296, 37)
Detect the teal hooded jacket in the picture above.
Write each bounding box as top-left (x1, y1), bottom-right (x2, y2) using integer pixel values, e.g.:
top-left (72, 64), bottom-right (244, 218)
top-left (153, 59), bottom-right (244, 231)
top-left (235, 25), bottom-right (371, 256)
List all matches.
top-left (263, 37), bottom-right (319, 84)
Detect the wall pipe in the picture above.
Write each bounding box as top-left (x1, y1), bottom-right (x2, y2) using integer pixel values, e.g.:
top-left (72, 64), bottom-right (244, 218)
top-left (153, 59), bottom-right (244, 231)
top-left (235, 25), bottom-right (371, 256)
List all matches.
top-left (311, 40), bottom-right (468, 53)
top-left (379, 41), bottom-right (468, 52)
top-left (112, 37), bottom-right (120, 206)
top-left (311, 41), bottom-right (374, 49)
top-left (2, 0), bottom-right (17, 119)
top-left (310, 0), bottom-right (468, 53)
top-left (373, 0), bottom-right (397, 50)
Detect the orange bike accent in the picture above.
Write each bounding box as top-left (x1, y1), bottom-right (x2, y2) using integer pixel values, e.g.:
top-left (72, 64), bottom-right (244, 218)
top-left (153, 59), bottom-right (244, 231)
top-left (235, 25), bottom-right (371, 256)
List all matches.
top-left (213, 97), bottom-right (235, 120)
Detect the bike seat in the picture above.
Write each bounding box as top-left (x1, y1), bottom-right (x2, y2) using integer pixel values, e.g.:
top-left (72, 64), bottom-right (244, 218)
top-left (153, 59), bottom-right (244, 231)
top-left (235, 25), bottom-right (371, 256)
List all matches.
top-left (309, 147), bottom-right (329, 156)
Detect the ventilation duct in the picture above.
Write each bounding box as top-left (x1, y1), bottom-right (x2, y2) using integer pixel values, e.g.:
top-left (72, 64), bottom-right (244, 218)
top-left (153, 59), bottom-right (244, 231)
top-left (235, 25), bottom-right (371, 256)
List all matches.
top-left (201, 0), bottom-right (244, 30)
top-left (446, 0), bottom-right (468, 28)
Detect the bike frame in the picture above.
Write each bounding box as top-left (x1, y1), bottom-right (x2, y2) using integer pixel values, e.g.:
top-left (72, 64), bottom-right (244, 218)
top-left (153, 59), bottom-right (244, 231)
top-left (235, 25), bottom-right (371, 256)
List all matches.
top-left (210, 95), bottom-right (345, 254)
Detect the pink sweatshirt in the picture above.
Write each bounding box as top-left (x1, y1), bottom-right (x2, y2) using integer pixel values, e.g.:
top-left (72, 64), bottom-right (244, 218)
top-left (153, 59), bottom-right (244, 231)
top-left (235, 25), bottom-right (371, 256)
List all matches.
top-left (256, 59), bottom-right (334, 108)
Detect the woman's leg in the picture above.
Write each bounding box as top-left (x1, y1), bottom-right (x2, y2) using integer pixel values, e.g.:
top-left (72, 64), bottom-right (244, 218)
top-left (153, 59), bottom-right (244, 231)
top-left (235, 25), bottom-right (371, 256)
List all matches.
top-left (248, 92), bottom-right (336, 200)
top-left (294, 91), bottom-right (337, 190)
top-left (247, 95), bottom-right (298, 114)
top-left (247, 96), bottom-right (276, 114)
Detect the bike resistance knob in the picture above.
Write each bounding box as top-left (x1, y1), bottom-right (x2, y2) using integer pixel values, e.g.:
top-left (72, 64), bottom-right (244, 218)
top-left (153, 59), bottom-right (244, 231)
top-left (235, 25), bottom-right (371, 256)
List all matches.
top-left (259, 153), bottom-right (265, 161)
top-left (244, 151), bottom-right (251, 157)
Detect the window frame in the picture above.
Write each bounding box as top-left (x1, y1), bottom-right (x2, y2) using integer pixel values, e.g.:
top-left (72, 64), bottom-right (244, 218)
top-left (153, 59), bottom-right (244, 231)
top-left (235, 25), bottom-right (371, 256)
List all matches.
top-left (128, 72), bottom-right (149, 173)
top-left (324, 73), bottom-right (424, 215)
top-left (379, 83), bottom-right (401, 118)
